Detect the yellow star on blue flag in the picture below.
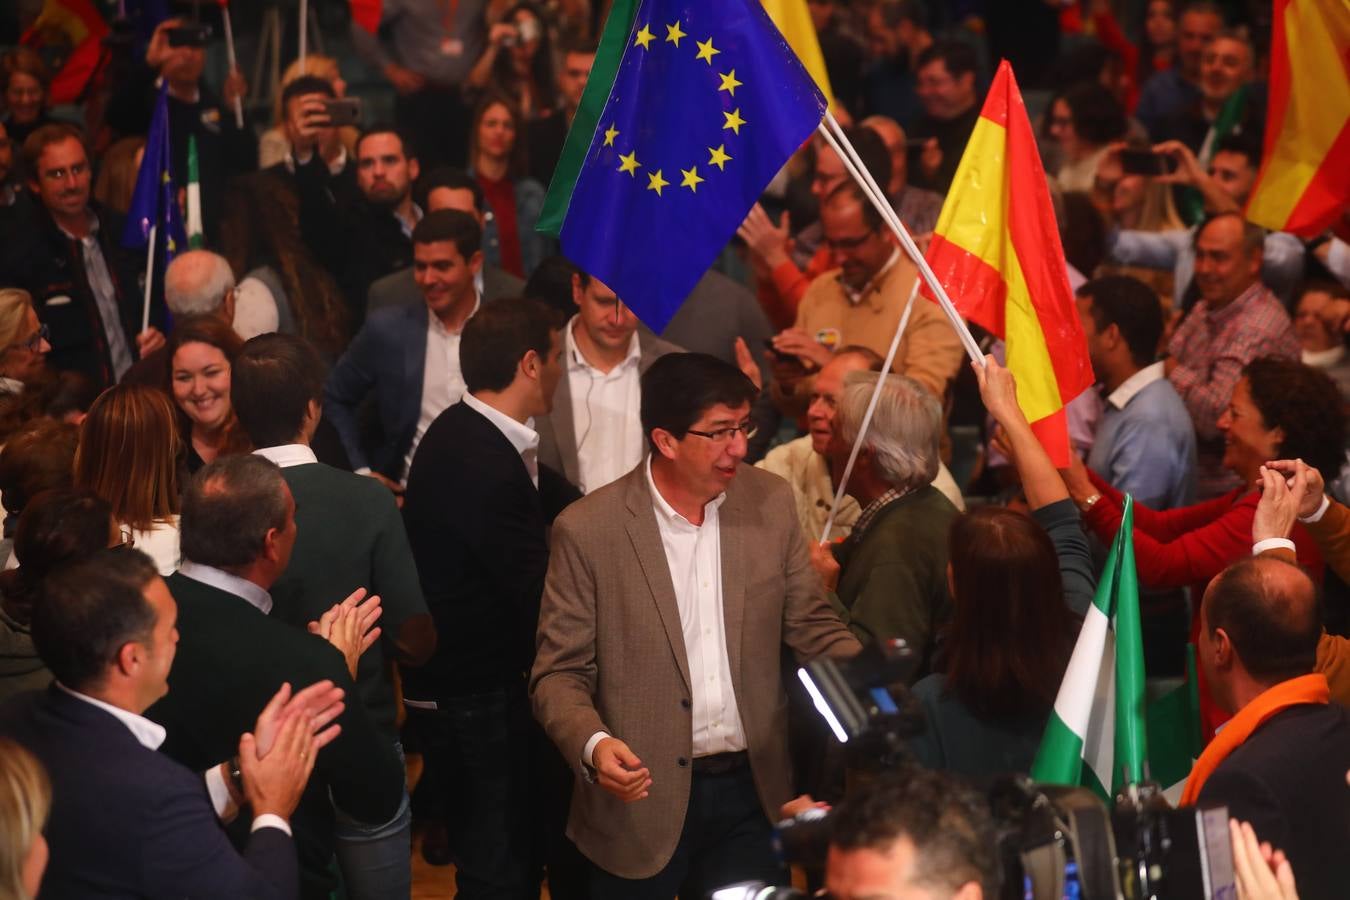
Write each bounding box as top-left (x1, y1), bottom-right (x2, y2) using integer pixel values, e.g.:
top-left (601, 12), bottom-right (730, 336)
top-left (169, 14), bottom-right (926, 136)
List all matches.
top-left (539, 0), bottom-right (826, 330)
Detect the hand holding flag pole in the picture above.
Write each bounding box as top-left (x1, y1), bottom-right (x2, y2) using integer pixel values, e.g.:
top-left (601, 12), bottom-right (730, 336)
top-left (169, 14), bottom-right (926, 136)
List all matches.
top-left (816, 111), bottom-right (985, 366)
top-left (219, 0), bottom-right (244, 129)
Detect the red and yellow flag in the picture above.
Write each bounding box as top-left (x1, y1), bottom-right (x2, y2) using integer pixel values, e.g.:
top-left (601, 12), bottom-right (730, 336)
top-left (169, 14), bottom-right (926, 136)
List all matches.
top-left (1245, 0), bottom-right (1350, 238)
top-left (20, 0), bottom-right (109, 105)
top-left (924, 60), bottom-right (1092, 468)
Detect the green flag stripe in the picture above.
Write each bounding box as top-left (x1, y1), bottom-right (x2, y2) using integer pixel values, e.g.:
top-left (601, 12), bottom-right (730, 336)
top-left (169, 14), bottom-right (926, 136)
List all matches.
top-left (536, 0), bottom-right (639, 236)
top-left (1113, 496), bottom-right (1148, 788)
top-left (1030, 709), bottom-right (1084, 785)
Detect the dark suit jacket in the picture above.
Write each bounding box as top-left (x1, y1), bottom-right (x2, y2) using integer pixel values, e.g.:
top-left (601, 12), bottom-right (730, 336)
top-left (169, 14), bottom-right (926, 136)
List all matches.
top-left (322, 301), bottom-right (430, 479)
top-left (146, 572), bottom-right (404, 900)
top-left (366, 264), bottom-right (524, 315)
top-left (270, 461), bottom-right (430, 737)
top-left (402, 401), bottom-right (580, 699)
top-left (529, 464), bottom-right (861, 878)
top-left (1198, 702), bottom-right (1350, 900)
top-left (0, 201), bottom-right (165, 387)
top-left (536, 328), bottom-right (683, 489)
top-left (0, 685), bottom-right (297, 899)
top-left (293, 153), bottom-right (410, 330)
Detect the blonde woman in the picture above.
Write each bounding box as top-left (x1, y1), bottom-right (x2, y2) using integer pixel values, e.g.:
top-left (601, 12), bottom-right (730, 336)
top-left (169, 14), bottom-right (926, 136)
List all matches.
top-left (73, 384), bottom-right (182, 575)
top-left (258, 54), bottom-right (358, 169)
top-left (0, 738), bottom-right (50, 900)
top-left (0, 290), bottom-right (51, 396)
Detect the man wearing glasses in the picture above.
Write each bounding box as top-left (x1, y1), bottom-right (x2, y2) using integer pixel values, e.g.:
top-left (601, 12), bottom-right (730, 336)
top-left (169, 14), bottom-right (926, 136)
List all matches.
top-left (531, 352), bottom-right (861, 899)
top-left (770, 180), bottom-right (962, 415)
top-left (535, 269), bottom-right (681, 495)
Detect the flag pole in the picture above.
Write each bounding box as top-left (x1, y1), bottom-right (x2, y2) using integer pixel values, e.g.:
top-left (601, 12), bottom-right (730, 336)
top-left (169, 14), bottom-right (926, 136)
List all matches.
top-left (220, 1), bottom-right (244, 129)
top-left (818, 279), bottom-right (920, 544)
top-left (816, 112), bottom-right (985, 367)
top-left (298, 0), bottom-right (308, 67)
top-left (141, 224), bottom-right (157, 333)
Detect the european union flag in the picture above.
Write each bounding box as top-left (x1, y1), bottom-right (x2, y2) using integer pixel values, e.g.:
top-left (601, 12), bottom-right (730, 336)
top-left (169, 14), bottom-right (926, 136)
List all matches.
top-left (123, 81), bottom-right (187, 262)
top-left (543, 0), bottom-right (825, 331)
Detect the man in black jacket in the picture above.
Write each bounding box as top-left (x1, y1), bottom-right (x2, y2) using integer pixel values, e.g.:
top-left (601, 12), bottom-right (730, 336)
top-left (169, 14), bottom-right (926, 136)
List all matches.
top-left (296, 124), bottom-right (421, 331)
top-left (0, 124), bottom-right (166, 387)
top-left (1192, 556), bottom-right (1350, 900)
top-left (146, 456), bottom-right (405, 900)
top-left (402, 297), bottom-right (580, 897)
top-left (0, 549), bottom-right (320, 899)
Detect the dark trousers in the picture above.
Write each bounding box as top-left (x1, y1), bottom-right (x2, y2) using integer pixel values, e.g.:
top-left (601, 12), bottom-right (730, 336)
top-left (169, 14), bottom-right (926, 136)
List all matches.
top-left (588, 758), bottom-right (787, 900)
top-left (394, 87), bottom-right (470, 170)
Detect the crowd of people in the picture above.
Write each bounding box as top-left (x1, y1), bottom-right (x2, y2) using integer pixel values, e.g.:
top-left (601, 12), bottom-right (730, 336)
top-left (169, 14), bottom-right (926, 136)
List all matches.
top-left (1, 0), bottom-right (1349, 898)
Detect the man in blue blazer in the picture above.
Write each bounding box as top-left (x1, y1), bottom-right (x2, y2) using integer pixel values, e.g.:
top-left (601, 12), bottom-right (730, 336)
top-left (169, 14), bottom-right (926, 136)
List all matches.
top-left (323, 209), bottom-right (490, 495)
top-left (0, 549), bottom-right (328, 900)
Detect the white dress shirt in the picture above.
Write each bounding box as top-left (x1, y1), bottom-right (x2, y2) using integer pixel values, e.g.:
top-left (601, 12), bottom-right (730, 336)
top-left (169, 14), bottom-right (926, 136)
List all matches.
top-left (402, 295), bottom-right (481, 484)
top-left (254, 444), bottom-right (319, 468)
top-left (564, 317), bottom-right (644, 494)
top-left (55, 683), bottom-right (289, 834)
top-left (583, 461), bottom-right (747, 767)
top-left (176, 560), bottom-right (273, 614)
top-left (463, 392), bottom-right (539, 487)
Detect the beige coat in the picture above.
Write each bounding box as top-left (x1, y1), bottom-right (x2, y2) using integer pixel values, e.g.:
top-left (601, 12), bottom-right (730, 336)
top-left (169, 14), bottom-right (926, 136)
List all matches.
top-left (530, 463), bottom-right (861, 879)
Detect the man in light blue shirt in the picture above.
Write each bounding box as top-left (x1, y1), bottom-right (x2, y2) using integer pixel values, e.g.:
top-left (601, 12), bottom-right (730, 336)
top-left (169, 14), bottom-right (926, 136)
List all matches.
top-left (1078, 276), bottom-right (1197, 510)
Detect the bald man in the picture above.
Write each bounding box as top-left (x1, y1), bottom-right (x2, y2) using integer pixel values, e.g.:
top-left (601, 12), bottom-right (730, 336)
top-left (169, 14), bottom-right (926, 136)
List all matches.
top-left (859, 115), bottom-right (943, 238)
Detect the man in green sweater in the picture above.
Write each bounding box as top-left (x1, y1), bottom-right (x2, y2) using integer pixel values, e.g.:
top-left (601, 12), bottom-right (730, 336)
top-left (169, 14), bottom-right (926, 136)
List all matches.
top-left (231, 333), bottom-right (435, 898)
top-left (809, 370), bottom-right (958, 683)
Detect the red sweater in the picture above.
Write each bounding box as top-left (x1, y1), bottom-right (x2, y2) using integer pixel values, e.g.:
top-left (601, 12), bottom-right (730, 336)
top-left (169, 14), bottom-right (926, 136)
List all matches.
top-left (1082, 470), bottom-right (1325, 740)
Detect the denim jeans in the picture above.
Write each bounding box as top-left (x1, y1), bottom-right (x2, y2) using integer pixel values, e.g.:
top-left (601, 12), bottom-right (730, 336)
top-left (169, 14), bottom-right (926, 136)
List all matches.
top-left (333, 741), bottom-right (413, 900)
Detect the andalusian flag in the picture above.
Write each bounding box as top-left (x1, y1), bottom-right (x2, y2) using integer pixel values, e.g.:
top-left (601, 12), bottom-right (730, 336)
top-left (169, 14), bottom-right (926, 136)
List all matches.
top-left (759, 0), bottom-right (833, 105)
top-left (924, 60), bottom-right (1092, 467)
top-left (1032, 497), bottom-right (1147, 799)
top-left (1031, 498), bottom-right (1203, 802)
top-left (186, 135), bottom-right (204, 250)
top-left (1245, 0), bottom-right (1350, 237)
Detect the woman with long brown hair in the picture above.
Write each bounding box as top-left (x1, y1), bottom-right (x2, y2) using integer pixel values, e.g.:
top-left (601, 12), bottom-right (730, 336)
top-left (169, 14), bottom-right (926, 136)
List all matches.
top-left (165, 316), bottom-right (250, 475)
top-left (907, 357), bottom-right (1088, 776)
top-left (74, 384), bottom-right (181, 575)
top-left (467, 91), bottom-right (548, 278)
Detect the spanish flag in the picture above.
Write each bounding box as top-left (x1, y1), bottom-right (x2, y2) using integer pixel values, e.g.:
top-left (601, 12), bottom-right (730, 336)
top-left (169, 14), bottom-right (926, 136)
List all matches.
top-left (1245, 0), bottom-right (1350, 238)
top-left (760, 0), bottom-right (833, 106)
top-left (924, 60), bottom-right (1092, 468)
top-left (20, 0), bottom-right (109, 105)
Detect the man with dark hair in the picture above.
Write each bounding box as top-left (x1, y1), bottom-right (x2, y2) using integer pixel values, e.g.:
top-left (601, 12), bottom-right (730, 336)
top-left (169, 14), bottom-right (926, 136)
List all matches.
top-left (527, 36), bottom-right (598, 186)
top-left (146, 456), bottom-right (405, 900)
top-left (0, 123), bottom-right (166, 387)
top-left (531, 352), bottom-right (861, 897)
top-left (1165, 212), bottom-right (1299, 496)
top-left (0, 549), bottom-right (324, 899)
top-left (535, 270), bottom-right (681, 494)
top-left (1157, 28), bottom-right (1264, 158)
top-left (269, 76), bottom-right (346, 178)
top-left (1136, 2), bottom-right (1224, 136)
top-left (1078, 276), bottom-right (1196, 510)
top-left (908, 39), bottom-right (981, 193)
top-left (297, 123), bottom-right (422, 329)
top-left (402, 296), bottom-right (576, 896)
top-left (860, 0), bottom-right (930, 129)
top-left (1187, 556), bottom-right (1350, 899)
top-left (368, 166), bottom-right (524, 314)
top-left (770, 180), bottom-right (962, 416)
top-left (233, 332), bottom-right (434, 898)
top-left (825, 769), bottom-right (1001, 900)
top-left (324, 208), bottom-right (486, 496)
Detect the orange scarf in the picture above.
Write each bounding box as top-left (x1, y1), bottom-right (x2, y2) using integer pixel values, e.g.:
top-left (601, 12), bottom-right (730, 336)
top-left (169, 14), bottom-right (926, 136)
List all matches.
top-left (1180, 673), bottom-right (1330, 805)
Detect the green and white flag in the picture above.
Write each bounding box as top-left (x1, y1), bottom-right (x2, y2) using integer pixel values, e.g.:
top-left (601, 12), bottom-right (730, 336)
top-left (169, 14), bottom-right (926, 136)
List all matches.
top-left (1032, 496), bottom-right (1194, 801)
top-left (186, 134), bottom-right (203, 250)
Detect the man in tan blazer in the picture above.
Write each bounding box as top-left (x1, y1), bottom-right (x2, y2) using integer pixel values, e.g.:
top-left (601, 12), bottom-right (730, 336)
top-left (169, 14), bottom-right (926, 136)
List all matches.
top-left (530, 352), bottom-right (862, 898)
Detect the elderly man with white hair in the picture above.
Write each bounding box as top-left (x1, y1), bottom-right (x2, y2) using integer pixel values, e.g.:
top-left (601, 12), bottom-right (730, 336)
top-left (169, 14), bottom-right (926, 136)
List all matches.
top-left (809, 370), bottom-right (959, 683)
top-left (121, 250), bottom-right (283, 386)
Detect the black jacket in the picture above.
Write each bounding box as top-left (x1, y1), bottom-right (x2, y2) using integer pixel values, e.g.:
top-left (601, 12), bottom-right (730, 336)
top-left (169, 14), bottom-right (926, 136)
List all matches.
top-left (0, 200), bottom-right (165, 387)
top-left (293, 153), bottom-right (412, 332)
top-left (0, 685), bottom-right (298, 899)
top-left (145, 571), bottom-right (404, 900)
top-left (401, 400), bottom-right (580, 699)
top-left (1198, 702), bottom-right (1350, 900)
